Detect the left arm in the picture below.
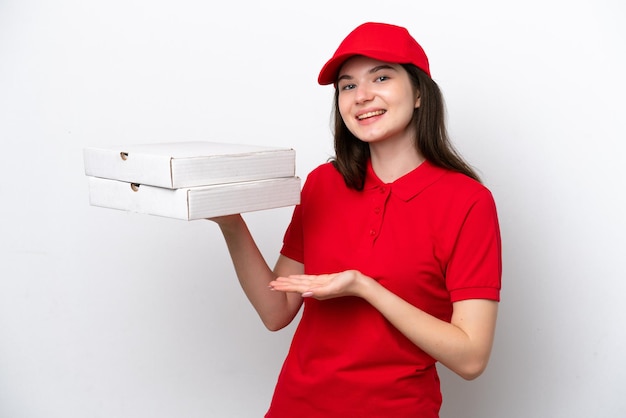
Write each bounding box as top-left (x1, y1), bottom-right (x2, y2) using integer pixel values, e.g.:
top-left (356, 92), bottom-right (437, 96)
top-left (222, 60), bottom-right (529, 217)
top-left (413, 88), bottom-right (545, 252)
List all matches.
top-left (360, 274), bottom-right (498, 380)
top-left (269, 270), bottom-right (498, 380)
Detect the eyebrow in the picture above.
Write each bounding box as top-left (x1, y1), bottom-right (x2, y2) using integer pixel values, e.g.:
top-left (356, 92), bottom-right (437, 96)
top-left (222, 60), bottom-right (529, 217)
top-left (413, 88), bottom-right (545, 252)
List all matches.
top-left (337, 64), bottom-right (397, 83)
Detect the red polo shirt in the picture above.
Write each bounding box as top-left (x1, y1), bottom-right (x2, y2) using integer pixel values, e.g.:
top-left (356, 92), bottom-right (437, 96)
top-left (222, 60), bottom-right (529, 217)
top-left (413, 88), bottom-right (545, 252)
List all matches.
top-left (266, 160), bottom-right (501, 418)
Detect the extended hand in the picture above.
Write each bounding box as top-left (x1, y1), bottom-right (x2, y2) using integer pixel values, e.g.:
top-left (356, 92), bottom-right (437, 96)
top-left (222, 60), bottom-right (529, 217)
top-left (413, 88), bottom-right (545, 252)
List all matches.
top-left (269, 270), bottom-right (368, 300)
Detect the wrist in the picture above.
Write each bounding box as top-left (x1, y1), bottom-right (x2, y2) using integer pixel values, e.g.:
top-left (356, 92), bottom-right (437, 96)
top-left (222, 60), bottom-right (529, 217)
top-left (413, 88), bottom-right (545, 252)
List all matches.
top-left (353, 270), bottom-right (378, 299)
top-left (211, 214), bottom-right (245, 232)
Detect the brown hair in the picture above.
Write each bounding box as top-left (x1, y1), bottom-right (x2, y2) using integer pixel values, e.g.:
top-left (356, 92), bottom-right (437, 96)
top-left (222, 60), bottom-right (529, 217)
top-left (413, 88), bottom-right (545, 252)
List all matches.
top-left (330, 64), bottom-right (481, 190)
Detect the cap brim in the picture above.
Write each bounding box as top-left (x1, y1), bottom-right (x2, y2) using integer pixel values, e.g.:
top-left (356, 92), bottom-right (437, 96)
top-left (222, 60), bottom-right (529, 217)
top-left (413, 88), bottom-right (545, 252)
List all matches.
top-left (317, 50), bottom-right (415, 85)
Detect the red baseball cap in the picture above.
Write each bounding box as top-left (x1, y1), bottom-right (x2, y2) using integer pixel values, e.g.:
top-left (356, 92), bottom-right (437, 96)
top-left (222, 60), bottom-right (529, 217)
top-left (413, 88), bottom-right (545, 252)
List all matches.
top-left (318, 22), bottom-right (431, 85)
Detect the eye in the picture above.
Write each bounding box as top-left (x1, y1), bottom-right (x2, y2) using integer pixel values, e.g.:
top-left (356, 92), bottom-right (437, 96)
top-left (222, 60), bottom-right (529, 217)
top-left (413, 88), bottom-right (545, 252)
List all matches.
top-left (340, 83), bottom-right (356, 91)
top-left (375, 75), bottom-right (390, 82)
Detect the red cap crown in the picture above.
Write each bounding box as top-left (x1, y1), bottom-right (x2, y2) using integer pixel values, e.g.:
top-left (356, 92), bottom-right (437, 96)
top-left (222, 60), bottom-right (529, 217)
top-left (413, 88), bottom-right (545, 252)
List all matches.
top-left (318, 22), bottom-right (430, 85)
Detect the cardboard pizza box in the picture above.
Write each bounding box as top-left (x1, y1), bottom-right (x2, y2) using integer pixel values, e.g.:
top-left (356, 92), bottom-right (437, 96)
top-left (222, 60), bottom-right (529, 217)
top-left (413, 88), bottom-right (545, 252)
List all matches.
top-left (87, 175), bottom-right (301, 221)
top-left (83, 141), bottom-right (296, 189)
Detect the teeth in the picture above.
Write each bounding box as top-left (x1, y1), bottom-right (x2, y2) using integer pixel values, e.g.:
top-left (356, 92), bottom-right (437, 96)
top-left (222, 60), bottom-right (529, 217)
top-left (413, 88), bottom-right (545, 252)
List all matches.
top-left (357, 110), bottom-right (385, 120)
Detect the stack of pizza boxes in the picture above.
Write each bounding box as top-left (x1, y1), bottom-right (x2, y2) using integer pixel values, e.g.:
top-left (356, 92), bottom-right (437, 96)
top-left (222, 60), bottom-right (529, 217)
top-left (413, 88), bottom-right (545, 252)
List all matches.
top-left (83, 141), bottom-right (301, 220)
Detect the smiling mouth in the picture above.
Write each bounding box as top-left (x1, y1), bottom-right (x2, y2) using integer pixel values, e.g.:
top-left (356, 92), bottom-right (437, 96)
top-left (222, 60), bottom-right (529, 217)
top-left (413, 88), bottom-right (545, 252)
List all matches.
top-left (357, 110), bottom-right (386, 120)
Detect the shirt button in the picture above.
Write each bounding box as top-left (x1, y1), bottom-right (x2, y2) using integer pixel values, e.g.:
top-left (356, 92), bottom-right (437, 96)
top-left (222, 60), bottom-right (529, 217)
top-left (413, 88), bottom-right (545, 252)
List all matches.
top-left (379, 187), bottom-right (386, 194)
top-left (374, 207), bottom-right (381, 214)
top-left (369, 229), bottom-right (376, 236)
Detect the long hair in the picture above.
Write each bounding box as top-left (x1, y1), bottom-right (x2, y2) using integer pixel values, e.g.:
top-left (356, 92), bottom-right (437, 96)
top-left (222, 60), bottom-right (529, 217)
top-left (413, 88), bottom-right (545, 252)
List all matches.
top-left (330, 64), bottom-right (481, 190)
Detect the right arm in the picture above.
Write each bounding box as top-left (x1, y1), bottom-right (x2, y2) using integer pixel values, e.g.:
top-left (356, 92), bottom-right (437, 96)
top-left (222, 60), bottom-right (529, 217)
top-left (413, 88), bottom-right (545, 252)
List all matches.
top-left (211, 214), bottom-right (304, 331)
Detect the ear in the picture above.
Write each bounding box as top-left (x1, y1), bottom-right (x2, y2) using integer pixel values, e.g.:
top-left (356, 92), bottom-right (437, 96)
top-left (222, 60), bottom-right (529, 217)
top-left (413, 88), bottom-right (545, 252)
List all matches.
top-left (414, 91), bottom-right (421, 109)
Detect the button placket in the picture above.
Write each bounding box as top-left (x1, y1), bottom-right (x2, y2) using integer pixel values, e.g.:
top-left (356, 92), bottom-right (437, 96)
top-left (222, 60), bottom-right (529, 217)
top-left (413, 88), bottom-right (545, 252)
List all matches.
top-left (368, 185), bottom-right (390, 242)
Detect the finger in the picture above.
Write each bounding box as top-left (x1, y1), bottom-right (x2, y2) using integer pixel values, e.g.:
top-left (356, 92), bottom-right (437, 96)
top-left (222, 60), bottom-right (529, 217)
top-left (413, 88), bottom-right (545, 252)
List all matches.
top-left (269, 279), bottom-right (311, 293)
top-left (274, 275), bottom-right (321, 287)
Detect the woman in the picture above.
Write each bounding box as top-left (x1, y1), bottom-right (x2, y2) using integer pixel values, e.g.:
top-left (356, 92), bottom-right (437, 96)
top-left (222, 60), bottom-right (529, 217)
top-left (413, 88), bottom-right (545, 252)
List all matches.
top-left (212, 22), bottom-right (501, 418)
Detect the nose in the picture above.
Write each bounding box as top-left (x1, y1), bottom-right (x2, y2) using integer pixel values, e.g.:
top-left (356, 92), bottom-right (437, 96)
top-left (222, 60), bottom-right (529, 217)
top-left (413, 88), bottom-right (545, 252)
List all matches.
top-left (354, 84), bottom-right (373, 104)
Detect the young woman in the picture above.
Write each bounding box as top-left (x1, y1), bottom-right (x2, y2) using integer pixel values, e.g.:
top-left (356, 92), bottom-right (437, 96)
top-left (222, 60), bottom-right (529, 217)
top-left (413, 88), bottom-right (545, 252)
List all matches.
top-left (211, 22), bottom-right (502, 418)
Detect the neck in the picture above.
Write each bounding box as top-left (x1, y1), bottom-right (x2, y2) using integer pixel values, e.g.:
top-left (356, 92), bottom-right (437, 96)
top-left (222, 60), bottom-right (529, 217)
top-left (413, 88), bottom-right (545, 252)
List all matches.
top-left (369, 141), bottom-right (424, 183)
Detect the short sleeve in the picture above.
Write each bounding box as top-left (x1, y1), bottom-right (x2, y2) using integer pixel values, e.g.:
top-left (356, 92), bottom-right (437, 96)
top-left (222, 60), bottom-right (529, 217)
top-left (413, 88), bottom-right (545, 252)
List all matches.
top-left (279, 165), bottom-right (325, 263)
top-left (280, 202), bottom-right (304, 263)
top-left (446, 188), bottom-right (502, 302)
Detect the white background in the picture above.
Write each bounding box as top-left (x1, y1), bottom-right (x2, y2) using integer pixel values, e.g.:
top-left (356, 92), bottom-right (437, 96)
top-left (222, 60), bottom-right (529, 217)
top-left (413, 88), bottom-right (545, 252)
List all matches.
top-left (1, 0), bottom-right (625, 417)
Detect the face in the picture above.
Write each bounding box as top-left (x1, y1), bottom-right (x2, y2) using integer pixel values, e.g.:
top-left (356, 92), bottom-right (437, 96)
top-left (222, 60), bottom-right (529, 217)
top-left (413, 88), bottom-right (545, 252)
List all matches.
top-left (336, 56), bottom-right (420, 146)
